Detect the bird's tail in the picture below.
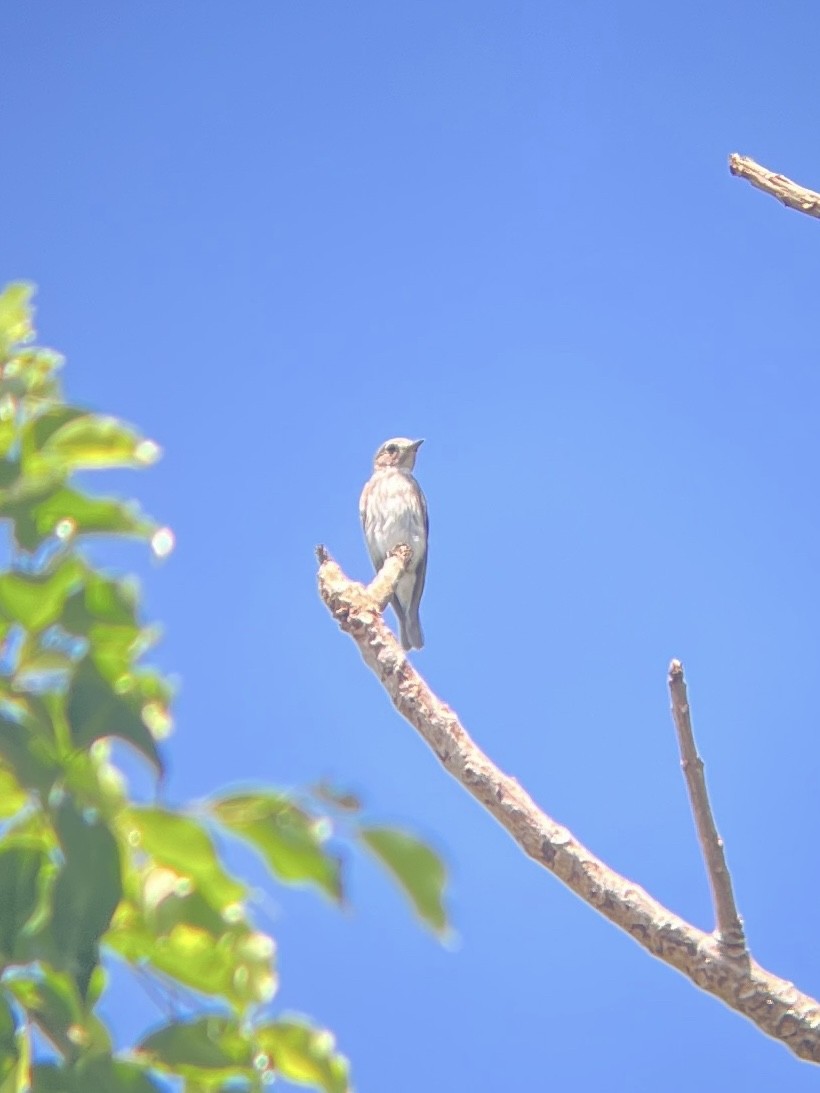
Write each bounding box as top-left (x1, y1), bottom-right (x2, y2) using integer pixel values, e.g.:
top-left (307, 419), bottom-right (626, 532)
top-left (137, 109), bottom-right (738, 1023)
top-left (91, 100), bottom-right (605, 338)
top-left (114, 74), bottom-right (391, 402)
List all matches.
top-left (398, 606), bottom-right (424, 651)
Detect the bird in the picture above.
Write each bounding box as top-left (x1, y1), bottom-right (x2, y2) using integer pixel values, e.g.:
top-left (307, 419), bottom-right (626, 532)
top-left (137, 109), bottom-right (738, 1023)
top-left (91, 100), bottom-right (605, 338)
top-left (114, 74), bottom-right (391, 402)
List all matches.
top-left (359, 437), bottom-right (428, 651)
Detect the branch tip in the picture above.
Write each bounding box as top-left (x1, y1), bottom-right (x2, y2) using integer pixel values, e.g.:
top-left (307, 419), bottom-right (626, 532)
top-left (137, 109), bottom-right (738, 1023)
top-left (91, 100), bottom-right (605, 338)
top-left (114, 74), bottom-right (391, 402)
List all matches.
top-left (668, 663), bottom-right (746, 957)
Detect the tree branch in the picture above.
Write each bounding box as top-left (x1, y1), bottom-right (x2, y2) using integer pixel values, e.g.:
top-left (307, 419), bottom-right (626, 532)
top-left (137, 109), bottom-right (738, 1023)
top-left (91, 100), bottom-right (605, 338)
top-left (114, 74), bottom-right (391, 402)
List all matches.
top-left (317, 549), bottom-right (820, 1064)
top-left (729, 154), bottom-right (820, 219)
top-left (668, 660), bottom-right (746, 957)
top-left (366, 544), bottom-right (413, 610)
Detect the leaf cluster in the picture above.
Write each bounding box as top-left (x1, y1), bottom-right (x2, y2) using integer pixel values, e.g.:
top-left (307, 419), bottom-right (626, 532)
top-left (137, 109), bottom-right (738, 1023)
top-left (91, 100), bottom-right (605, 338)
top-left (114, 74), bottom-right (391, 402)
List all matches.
top-left (0, 286), bottom-right (449, 1092)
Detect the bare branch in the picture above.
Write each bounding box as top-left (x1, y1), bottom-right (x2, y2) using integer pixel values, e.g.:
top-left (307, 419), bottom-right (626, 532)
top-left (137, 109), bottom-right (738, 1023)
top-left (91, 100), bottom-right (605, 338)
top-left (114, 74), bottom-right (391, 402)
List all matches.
top-left (317, 550), bottom-right (820, 1064)
top-left (668, 660), bottom-right (746, 957)
top-left (315, 542), bottom-right (412, 618)
top-left (729, 154), bottom-right (820, 219)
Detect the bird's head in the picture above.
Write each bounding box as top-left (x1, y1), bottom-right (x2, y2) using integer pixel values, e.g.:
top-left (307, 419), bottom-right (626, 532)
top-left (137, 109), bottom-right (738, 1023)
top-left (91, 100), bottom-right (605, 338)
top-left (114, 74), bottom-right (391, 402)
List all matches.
top-left (373, 437), bottom-right (424, 470)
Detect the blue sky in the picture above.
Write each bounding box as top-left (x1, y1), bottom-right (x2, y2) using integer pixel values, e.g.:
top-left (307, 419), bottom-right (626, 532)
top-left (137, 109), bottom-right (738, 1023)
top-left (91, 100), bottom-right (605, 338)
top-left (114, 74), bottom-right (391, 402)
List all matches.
top-left (4, 1), bottom-right (820, 1089)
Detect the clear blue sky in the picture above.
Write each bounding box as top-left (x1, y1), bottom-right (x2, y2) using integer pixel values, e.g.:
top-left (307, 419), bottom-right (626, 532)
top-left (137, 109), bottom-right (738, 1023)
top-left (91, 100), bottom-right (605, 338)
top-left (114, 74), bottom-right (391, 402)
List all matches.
top-left (4, 2), bottom-right (820, 1089)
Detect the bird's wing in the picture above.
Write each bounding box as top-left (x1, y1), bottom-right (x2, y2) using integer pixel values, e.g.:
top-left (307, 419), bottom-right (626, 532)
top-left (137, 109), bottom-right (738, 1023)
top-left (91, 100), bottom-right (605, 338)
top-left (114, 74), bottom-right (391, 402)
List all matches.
top-left (407, 476), bottom-right (428, 618)
top-left (358, 480), bottom-right (369, 528)
top-left (359, 478), bottom-right (385, 571)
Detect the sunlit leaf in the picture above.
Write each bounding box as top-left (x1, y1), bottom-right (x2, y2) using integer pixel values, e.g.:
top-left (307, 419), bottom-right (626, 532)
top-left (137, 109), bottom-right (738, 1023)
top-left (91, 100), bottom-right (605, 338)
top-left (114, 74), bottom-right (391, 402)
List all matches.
top-left (0, 993), bottom-right (19, 1088)
top-left (34, 414), bottom-right (158, 474)
top-left (135, 866), bottom-right (228, 936)
top-left (124, 808), bottom-right (244, 913)
top-left (108, 912), bottom-right (276, 1011)
top-left (212, 792), bottom-right (341, 903)
top-left (0, 486), bottom-right (156, 552)
top-left (66, 657), bottom-right (162, 773)
top-left (4, 348), bottom-right (62, 402)
top-left (0, 558), bottom-right (85, 632)
top-left (0, 283), bottom-right (34, 359)
top-left (83, 631), bottom-right (163, 693)
top-left (0, 765), bottom-right (29, 818)
top-left (256, 1018), bottom-right (350, 1093)
top-left (24, 408), bottom-right (88, 453)
top-left (50, 797), bottom-right (122, 998)
top-left (136, 1016), bottom-right (253, 1082)
top-left (2, 1024), bottom-right (29, 1093)
top-left (360, 826), bottom-right (449, 935)
top-left (0, 417), bottom-right (17, 463)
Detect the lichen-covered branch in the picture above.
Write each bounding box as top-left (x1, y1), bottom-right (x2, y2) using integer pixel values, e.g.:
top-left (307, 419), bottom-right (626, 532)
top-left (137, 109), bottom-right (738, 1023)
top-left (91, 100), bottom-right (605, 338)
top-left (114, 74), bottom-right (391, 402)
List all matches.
top-left (317, 548), bottom-right (820, 1063)
top-left (729, 154), bottom-right (820, 219)
top-left (669, 661), bottom-right (746, 957)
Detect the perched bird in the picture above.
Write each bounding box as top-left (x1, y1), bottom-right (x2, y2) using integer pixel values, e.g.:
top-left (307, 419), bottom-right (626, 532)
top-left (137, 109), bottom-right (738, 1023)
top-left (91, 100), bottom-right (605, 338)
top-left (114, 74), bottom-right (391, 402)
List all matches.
top-left (360, 437), bottom-right (428, 650)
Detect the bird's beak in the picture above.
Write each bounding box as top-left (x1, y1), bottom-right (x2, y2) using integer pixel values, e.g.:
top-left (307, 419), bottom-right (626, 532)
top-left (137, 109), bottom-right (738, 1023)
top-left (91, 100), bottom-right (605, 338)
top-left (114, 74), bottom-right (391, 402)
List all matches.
top-left (411, 439), bottom-right (425, 451)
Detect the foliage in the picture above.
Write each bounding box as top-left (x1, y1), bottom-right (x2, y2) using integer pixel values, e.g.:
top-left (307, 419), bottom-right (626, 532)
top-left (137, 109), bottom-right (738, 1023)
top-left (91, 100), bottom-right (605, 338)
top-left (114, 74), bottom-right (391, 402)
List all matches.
top-left (0, 285), bottom-right (449, 1092)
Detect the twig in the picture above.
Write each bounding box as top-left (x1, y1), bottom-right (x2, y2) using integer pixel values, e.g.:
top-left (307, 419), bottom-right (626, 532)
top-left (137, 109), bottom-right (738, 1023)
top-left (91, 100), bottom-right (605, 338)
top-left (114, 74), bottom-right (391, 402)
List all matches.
top-left (668, 660), bottom-right (746, 957)
top-left (317, 549), bottom-right (820, 1063)
top-left (728, 154), bottom-right (820, 219)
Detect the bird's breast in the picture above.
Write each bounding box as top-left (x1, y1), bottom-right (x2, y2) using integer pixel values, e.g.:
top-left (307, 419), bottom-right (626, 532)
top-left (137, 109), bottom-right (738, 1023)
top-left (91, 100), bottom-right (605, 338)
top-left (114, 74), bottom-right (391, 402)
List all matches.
top-left (361, 470), bottom-right (426, 560)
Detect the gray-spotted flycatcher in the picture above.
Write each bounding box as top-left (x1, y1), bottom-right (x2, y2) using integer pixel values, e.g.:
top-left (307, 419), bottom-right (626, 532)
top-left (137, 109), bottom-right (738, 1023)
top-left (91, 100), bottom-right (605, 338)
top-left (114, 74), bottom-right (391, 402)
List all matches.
top-left (359, 437), bottom-right (428, 650)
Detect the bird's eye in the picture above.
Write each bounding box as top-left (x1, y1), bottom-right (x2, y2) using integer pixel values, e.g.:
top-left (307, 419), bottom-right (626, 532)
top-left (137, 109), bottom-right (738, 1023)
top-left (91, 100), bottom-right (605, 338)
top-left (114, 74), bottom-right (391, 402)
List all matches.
top-left (386, 443), bottom-right (398, 455)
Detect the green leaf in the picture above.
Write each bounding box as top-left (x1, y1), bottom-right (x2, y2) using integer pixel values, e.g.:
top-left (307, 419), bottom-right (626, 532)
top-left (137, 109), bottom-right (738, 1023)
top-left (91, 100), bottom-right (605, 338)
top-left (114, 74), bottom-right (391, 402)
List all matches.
top-left (0, 765), bottom-right (29, 818)
top-left (0, 994), bottom-right (19, 1088)
top-left (108, 853), bottom-right (276, 1010)
top-left (61, 745), bottom-right (129, 817)
top-left (212, 793), bottom-right (341, 903)
top-left (6, 968), bottom-right (85, 1060)
top-left (0, 844), bottom-right (48, 964)
top-left (34, 414), bottom-right (159, 474)
top-left (136, 1016), bottom-right (253, 1083)
top-left (0, 1025), bottom-right (28, 1093)
top-left (0, 558), bottom-right (86, 632)
top-left (0, 713), bottom-right (60, 797)
top-left (66, 657), bottom-right (162, 773)
top-left (0, 486), bottom-right (156, 552)
top-left (0, 283), bottom-right (34, 359)
top-left (86, 1059), bottom-right (165, 1093)
top-left (256, 1019), bottom-right (350, 1093)
top-left (62, 571), bottom-right (138, 633)
top-left (30, 1066), bottom-right (71, 1093)
top-left (50, 797), bottom-right (122, 998)
top-left (25, 407), bottom-right (88, 453)
top-left (107, 912), bottom-right (276, 1011)
top-left (0, 457), bottom-right (21, 494)
top-left (30, 1056), bottom-right (164, 1093)
top-left (138, 867), bottom-right (229, 936)
top-left (124, 809), bottom-right (244, 913)
top-left (0, 416), bottom-right (17, 463)
top-left (3, 348), bottom-right (62, 403)
top-left (360, 825), bottom-right (449, 935)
